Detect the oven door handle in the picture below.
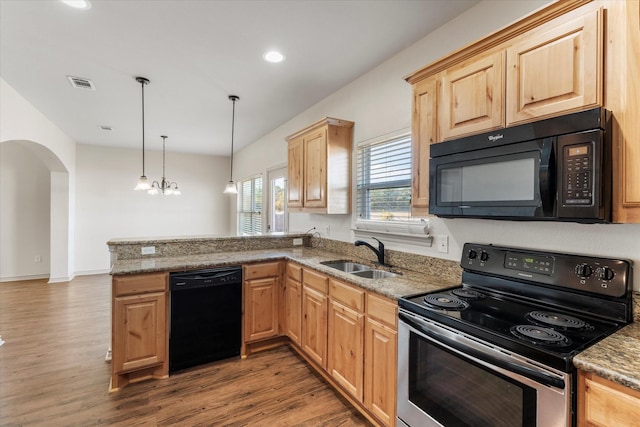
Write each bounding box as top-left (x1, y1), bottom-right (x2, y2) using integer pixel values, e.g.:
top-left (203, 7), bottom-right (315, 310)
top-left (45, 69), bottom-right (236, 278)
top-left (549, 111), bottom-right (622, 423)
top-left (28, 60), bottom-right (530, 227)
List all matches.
top-left (400, 313), bottom-right (565, 389)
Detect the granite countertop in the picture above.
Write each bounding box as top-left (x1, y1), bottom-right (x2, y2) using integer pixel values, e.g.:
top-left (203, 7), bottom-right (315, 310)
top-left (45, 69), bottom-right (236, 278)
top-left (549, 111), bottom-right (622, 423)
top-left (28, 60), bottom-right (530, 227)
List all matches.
top-left (111, 244), bottom-right (640, 392)
top-left (110, 247), bottom-right (458, 300)
top-left (574, 322), bottom-right (640, 393)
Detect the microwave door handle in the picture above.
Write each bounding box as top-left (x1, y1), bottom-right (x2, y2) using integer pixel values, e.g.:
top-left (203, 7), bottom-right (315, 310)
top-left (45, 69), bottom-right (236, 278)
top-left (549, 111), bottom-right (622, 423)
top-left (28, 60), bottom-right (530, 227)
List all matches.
top-left (400, 313), bottom-right (565, 389)
top-left (539, 137), bottom-right (556, 215)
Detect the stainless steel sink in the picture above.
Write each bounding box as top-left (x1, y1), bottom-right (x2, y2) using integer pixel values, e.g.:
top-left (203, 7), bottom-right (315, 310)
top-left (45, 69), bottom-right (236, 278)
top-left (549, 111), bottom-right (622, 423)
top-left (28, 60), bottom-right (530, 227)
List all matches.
top-left (350, 269), bottom-right (397, 279)
top-left (320, 260), bottom-right (372, 273)
top-left (321, 260), bottom-right (398, 279)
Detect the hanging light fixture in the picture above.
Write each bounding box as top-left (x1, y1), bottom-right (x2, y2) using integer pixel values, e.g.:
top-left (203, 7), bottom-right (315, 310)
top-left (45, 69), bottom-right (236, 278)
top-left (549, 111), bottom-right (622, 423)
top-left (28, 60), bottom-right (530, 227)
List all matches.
top-left (224, 95), bottom-right (240, 194)
top-left (133, 76), bottom-right (151, 191)
top-left (148, 136), bottom-right (181, 196)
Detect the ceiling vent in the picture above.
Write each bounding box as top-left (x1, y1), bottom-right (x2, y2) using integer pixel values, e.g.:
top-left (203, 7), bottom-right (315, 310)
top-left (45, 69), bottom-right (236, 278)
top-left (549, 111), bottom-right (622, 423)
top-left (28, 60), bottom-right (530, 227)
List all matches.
top-left (67, 75), bottom-right (95, 90)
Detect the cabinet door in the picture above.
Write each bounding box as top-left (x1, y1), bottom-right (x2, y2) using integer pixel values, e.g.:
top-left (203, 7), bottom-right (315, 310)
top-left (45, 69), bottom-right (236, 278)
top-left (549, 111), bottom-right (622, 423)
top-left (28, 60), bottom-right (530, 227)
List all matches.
top-left (578, 370), bottom-right (640, 427)
top-left (439, 51), bottom-right (505, 140)
top-left (303, 128), bottom-right (328, 208)
top-left (411, 76), bottom-right (437, 215)
top-left (364, 318), bottom-right (397, 427)
top-left (506, 8), bottom-right (602, 125)
top-left (328, 300), bottom-right (364, 402)
top-left (244, 276), bottom-right (279, 342)
top-left (285, 277), bottom-right (302, 346)
top-left (287, 136), bottom-right (304, 208)
top-left (301, 286), bottom-right (328, 368)
top-left (113, 292), bottom-right (166, 374)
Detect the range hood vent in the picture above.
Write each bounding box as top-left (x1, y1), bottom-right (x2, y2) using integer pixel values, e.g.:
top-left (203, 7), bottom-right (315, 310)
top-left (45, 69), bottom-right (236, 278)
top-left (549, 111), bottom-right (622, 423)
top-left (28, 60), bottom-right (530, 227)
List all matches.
top-left (67, 75), bottom-right (95, 90)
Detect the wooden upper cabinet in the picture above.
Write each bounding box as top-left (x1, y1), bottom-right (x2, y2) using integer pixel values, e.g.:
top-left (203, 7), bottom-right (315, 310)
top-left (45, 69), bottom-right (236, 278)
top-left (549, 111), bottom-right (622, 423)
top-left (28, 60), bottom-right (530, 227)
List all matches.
top-left (303, 128), bottom-right (328, 208)
top-left (506, 8), bottom-right (602, 125)
top-left (287, 136), bottom-right (304, 209)
top-left (411, 77), bottom-right (437, 216)
top-left (285, 117), bottom-right (354, 214)
top-left (439, 51), bottom-right (505, 140)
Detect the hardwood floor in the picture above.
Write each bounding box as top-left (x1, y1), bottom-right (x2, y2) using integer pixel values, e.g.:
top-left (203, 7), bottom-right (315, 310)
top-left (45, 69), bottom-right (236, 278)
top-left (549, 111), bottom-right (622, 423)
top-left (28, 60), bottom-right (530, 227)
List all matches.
top-left (0, 275), bottom-right (371, 426)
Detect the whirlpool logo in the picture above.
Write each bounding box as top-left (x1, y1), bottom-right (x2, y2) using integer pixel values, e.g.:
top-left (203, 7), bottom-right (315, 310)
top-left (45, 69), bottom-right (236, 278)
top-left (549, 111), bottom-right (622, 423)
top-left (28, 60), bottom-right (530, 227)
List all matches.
top-left (488, 134), bottom-right (504, 142)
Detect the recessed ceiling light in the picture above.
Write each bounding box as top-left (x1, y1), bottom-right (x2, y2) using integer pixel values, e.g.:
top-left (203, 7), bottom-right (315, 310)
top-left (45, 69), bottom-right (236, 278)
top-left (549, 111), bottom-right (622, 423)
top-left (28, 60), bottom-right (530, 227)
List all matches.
top-left (61, 0), bottom-right (91, 10)
top-left (263, 51), bottom-right (285, 63)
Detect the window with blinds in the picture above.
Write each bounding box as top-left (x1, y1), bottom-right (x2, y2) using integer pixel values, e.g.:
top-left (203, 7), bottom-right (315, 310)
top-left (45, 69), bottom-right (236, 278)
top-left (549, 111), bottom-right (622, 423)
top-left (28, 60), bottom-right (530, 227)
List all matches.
top-left (357, 135), bottom-right (412, 221)
top-left (238, 175), bottom-right (263, 235)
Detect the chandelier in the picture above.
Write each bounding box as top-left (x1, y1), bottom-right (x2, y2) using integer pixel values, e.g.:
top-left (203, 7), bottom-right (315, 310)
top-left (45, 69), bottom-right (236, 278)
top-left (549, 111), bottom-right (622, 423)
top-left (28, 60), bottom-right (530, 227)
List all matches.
top-left (148, 135), bottom-right (181, 195)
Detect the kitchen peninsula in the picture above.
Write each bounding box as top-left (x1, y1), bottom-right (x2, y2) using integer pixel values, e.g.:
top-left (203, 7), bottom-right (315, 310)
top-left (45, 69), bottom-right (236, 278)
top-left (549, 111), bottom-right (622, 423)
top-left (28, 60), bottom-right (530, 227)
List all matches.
top-left (108, 233), bottom-right (461, 427)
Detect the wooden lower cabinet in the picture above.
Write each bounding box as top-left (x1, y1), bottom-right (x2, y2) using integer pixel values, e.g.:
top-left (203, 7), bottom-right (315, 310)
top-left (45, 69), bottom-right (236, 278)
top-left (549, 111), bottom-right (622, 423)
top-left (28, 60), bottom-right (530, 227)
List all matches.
top-left (578, 370), bottom-right (640, 426)
top-left (365, 293), bottom-right (398, 427)
top-left (328, 285), bottom-right (365, 402)
top-left (284, 263), bottom-right (303, 346)
top-left (243, 262), bottom-right (281, 344)
top-left (301, 285), bottom-right (328, 368)
top-left (111, 272), bottom-right (168, 391)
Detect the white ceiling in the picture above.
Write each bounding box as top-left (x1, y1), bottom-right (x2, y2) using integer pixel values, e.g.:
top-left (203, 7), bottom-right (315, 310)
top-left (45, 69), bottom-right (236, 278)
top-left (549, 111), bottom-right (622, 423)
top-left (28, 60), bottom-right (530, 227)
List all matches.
top-left (0, 0), bottom-right (479, 156)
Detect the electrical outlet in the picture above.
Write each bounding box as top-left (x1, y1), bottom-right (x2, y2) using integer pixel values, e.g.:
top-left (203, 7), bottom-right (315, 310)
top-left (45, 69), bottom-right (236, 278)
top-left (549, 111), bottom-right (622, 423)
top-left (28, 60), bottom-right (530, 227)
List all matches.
top-left (437, 235), bottom-right (449, 253)
top-left (34, 255), bottom-right (42, 263)
top-left (293, 238), bottom-right (303, 246)
top-left (141, 246), bottom-right (156, 255)
top-left (324, 225), bottom-right (330, 236)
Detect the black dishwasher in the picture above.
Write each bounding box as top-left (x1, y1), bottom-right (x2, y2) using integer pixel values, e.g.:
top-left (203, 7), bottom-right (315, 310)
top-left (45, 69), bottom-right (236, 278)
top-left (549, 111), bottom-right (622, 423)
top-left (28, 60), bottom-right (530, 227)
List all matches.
top-left (169, 267), bottom-right (242, 373)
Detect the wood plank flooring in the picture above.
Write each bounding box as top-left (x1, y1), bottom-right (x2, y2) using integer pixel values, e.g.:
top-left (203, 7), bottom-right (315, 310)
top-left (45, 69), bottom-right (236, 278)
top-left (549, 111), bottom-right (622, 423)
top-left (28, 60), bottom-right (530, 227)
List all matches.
top-left (0, 275), bottom-right (371, 426)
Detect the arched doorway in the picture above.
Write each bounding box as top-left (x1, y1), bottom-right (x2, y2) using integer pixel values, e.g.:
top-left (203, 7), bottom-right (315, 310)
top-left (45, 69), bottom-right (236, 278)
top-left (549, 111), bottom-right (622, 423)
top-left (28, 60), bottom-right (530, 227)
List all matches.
top-left (0, 140), bottom-right (72, 283)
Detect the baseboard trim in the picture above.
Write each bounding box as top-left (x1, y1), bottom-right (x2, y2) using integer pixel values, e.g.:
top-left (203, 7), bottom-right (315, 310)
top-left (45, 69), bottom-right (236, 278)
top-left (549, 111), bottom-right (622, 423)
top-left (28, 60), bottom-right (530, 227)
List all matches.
top-left (0, 274), bottom-right (49, 283)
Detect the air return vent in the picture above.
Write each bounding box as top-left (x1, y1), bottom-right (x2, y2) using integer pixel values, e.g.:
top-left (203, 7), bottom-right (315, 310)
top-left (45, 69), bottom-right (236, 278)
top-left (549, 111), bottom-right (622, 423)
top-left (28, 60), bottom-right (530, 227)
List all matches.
top-left (67, 75), bottom-right (95, 90)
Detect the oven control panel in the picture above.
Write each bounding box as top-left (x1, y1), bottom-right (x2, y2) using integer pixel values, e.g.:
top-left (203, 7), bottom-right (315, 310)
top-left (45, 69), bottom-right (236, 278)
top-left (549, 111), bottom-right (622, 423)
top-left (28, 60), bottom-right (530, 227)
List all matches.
top-left (462, 243), bottom-right (630, 298)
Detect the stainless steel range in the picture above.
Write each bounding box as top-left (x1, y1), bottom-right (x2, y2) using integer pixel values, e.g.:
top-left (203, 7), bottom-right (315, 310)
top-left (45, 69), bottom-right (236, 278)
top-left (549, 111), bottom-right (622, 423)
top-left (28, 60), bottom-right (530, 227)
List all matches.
top-left (397, 243), bottom-right (633, 427)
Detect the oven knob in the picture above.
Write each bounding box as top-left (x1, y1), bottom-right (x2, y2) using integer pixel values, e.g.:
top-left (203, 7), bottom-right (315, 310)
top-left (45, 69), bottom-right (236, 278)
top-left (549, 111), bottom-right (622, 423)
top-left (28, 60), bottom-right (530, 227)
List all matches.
top-left (480, 251), bottom-right (490, 262)
top-left (597, 267), bottom-right (615, 281)
top-left (574, 263), bottom-right (593, 278)
top-left (468, 249), bottom-right (478, 259)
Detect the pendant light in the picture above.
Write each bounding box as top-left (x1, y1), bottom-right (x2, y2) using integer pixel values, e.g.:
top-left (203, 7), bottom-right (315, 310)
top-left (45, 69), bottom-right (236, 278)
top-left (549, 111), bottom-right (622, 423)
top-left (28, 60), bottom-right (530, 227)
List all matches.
top-left (133, 76), bottom-right (151, 191)
top-left (148, 136), bottom-right (181, 196)
top-left (224, 95), bottom-right (240, 194)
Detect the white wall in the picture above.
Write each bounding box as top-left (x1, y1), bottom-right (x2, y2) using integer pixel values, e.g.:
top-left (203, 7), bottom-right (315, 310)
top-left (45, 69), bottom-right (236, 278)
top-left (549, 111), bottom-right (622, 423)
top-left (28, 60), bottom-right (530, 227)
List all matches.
top-left (0, 78), bottom-right (76, 282)
top-left (0, 143), bottom-right (51, 280)
top-left (74, 144), bottom-right (232, 274)
top-left (233, 0), bottom-right (640, 291)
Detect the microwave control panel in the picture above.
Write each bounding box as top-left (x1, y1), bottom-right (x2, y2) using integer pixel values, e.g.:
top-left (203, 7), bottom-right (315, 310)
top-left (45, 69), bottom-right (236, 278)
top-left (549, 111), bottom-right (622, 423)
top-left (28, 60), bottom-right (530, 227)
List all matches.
top-left (562, 142), bottom-right (593, 206)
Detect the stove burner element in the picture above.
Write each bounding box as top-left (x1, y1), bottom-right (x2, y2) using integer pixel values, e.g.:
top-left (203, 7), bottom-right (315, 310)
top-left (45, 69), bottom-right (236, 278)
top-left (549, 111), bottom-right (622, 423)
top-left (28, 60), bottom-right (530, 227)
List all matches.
top-left (527, 311), bottom-right (590, 331)
top-left (511, 325), bottom-right (571, 347)
top-left (452, 288), bottom-right (485, 300)
top-left (423, 294), bottom-right (469, 310)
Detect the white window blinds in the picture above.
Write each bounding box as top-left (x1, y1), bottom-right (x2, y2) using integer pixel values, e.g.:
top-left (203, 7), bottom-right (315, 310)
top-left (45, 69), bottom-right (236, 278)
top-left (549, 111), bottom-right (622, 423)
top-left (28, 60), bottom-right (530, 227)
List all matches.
top-left (356, 135), bottom-right (412, 221)
top-left (238, 175), bottom-right (262, 235)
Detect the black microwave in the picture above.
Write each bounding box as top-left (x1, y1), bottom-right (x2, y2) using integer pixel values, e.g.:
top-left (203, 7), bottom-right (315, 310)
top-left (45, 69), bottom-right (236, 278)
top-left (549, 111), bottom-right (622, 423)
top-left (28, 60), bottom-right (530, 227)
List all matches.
top-left (429, 108), bottom-right (611, 223)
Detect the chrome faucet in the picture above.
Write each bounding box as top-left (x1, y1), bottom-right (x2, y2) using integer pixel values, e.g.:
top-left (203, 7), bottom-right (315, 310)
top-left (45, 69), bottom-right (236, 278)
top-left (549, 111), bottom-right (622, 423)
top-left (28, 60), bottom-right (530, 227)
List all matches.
top-left (354, 237), bottom-right (385, 265)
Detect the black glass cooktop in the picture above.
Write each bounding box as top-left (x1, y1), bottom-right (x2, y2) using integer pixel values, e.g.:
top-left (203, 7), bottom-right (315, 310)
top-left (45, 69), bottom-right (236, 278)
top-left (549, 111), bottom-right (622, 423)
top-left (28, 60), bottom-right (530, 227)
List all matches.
top-left (399, 285), bottom-right (624, 372)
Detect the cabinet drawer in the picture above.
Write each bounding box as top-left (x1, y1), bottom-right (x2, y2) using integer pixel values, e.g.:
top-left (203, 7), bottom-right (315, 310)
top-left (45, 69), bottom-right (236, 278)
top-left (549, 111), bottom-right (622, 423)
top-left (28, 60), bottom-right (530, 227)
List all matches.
top-left (330, 279), bottom-right (365, 312)
top-left (367, 293), bottom-right (397, 329)
top-left (244, 262), bottom-right (280, 280)
top-left (303, 268), bottom-right (329, 293)
top-left (113, 272), bottom-right (167, 297)
top-left (286, 263), bottom-right (302, 282)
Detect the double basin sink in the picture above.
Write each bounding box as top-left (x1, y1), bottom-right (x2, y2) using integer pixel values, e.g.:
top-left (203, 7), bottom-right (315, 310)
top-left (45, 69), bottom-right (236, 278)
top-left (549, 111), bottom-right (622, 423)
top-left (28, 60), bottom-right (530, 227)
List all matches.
top-left (320, 260), bottom-right (398, 279)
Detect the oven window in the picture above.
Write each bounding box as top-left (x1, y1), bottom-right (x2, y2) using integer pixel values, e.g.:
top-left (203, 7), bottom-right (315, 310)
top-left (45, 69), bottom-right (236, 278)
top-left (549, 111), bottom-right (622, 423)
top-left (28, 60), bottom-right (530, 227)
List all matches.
top-left (438, 154), bottom-right (537, 204)
top-left (408, 332), bottom-right (536, 427)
